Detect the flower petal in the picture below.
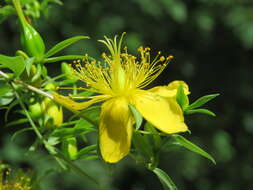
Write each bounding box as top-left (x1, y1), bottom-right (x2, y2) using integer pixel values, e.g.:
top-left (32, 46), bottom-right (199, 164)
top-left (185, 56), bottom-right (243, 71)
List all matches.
top-left (149, 80), bottom-right (190, 98)
top-left (133, 90), bottom-right (188, 134)
top-left (99, 97), bottom-right (133, 163)
top-left (53, 93), bottom-right (109, 112)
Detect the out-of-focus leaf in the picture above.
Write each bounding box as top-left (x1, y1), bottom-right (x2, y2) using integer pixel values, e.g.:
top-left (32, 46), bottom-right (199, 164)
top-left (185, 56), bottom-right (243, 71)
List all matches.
top-left (11, 127), bottom-right (33, 141)
top-left (78, 155), bottom-right (98, 161)
top-left (161, 0), bottom-right (187, 23)
top-left (186, 93), bottom-right (220, 110)
top-left (129, 104), bottom-right (143, 130)
top-left (185, 108), bottom-right (216, 116)
top-left (0, 55), bottom-right (25, 77)
top-left (45, 36), bottom-right (89, 58)
top-left (152, 168), bottom-right (178, 190)
top-left (171, 134), bottom-right (216, 164)
top-left (0, 5), bottom-right (15, 23)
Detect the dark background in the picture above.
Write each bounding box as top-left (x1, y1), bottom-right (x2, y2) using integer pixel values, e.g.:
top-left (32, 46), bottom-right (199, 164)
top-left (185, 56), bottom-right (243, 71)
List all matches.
top-left (1, 0), bottom-right (253, 189)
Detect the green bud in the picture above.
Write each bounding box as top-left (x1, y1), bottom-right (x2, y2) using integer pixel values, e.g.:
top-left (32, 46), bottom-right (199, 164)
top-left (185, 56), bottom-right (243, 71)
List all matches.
top-left (28, 101), bottom-right (43, 118)
top-left (44, 82), bottom-right (56, 91)
top-left (13, 0), bottom-right (45, 58)
top-left (67, 137), bottom-right (78, 160)
top-left (61, 62), bottom-right (78, 82)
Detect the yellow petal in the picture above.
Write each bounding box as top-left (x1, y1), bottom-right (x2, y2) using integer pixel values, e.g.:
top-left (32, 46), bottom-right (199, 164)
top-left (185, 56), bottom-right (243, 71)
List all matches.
top-left (133, 90), bottom-right (188, 134)
top-left (52, 93), bottom-right (108, 112)
top-left (99, 97), bottom-right (133, 163)
top-left (149, 80), bottom-right (190, 98)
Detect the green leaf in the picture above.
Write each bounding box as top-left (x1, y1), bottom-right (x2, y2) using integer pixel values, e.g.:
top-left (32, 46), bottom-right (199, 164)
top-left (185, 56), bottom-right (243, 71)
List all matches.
top-left (45, 36), bottom-right (89, 58)
top-left (6, 118), bottom-right (29, 127)
top-left (43, 55), bottom-right (95, 63)
top-left (171, 134), bottom-right (216, 164)
top-left (25, 57), bottom-right (35, 76)
top-left (76, 144), bottom-right (97, 159)
top-left (185, 108), bottom-right (216, 116)
top-left (186, 93), bottom-right (220, 110)
top-left (0, 93), bottom-right (14, 106)
top-left (53, 119), bottom-right (96, 139)
top-left (129, 104), bottom-right (143, 130)
top-left (0, 54), bottom-right (25, 76)
top-left (0, 81), bottom-right (12, 97)
top-left (152, 168), bottom-right (178, 190)
top-left (176, 84), bottom-right (189, 110)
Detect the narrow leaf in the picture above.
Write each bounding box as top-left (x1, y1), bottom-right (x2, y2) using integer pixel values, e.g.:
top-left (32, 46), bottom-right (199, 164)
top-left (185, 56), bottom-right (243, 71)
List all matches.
top-left (5, 118), bottom-right (29, 127)
top-left (172, 134), bottom-right (216, 164)
top-left (129, 104), bottom-right (143, 130)
top-left (45, 36), bottom-right (89, 57)
top-left (153, 168), bottom-right (178, 190)
top-left (185, 108), bottom-right (216, 116)
top-left (186, 94), bottom-right (220, 110)
top-left (43, 55), bottom-right (95, 63)
top-left (77, 144), bottom-right (97, 159)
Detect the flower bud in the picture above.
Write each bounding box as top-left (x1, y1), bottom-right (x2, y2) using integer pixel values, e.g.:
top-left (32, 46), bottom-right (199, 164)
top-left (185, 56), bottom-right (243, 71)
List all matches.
top-left (28, 101), bottom-right (43, 119)
top-left (61, 62), bottom-right (78, 82)
top-left (42, 97), bottom-right (63, 128)
top-left (62, 137), bottom-right (78, 160)
top-left (13, 0), bottom-right (45, 58)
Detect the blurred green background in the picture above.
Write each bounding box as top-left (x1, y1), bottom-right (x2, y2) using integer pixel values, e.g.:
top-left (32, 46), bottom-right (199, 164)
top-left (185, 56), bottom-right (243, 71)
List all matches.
top-left (1, 0), bottom-right (253, 189)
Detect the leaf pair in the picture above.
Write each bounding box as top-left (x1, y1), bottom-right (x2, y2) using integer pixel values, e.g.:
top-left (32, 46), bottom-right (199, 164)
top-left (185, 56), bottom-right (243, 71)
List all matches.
top-left (176, 84), bottom-right (219, 116)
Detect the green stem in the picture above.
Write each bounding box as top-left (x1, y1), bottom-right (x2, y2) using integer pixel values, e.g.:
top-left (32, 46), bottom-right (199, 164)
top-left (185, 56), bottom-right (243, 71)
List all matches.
top-left (56, 151), bottom-right (99, 185)
top-left (43, 55), bottom-right (86, 63)
top-left (11, 83), bottom-right (44, 140)
top-left (12, 0), bottom-right (27, 24)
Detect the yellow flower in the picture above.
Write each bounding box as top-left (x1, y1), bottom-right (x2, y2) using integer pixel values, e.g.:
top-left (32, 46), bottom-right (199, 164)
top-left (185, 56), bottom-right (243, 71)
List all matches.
top-left (53, 33), bottom-right (188, 163)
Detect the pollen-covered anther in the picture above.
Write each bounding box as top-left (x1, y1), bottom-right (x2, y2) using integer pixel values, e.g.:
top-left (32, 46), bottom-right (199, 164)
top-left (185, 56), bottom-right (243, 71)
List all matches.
top-left (159, 56), bottom-right (165, 62)
top-left (167, 55), bottom-right (174, 60)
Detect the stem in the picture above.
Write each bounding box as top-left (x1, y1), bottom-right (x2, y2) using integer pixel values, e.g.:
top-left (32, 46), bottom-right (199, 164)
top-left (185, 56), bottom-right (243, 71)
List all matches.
top-left (12, 0), bottom-right (27, 24)
top-left (10, 83), bottom-right (44, 140)
top-left (0, 70), bottom-right (52, 99)
top-left (56, 151), bottom-right (99, 185)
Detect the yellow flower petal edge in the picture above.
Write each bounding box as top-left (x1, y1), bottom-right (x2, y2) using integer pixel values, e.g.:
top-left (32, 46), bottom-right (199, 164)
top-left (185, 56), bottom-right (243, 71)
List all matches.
top-left (149, 80), bottom-right (190, 98)
top-left (52, 92), bottom-right (110, 112)
top-left (99, 97), bottom-right (134, 163)
top-left (133, 90), bottom-right (188, 134)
